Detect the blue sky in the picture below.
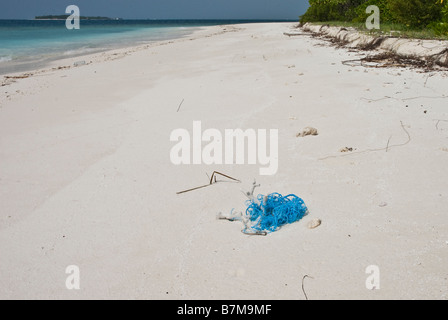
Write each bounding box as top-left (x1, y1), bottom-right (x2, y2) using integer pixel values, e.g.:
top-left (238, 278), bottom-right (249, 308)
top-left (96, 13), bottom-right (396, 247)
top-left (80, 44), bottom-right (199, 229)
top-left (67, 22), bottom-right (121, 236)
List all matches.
top-left (0, 0), bottom-right (309, 19)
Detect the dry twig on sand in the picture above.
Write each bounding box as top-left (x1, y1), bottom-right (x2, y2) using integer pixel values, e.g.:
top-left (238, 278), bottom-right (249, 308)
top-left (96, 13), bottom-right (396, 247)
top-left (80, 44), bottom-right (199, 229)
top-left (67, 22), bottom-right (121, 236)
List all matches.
top-left (342, 52), bottom-right (447, 71)
top-left (319, 121), bottom-right (411, 160)
top-left (435, 119), bottom-right (448, 131)
top-left (301, 275), bottom-right (314, 300)
top-left (176, 171), bottom-right (240, 195)
top-left (176, 99), bottom-right (184, 112)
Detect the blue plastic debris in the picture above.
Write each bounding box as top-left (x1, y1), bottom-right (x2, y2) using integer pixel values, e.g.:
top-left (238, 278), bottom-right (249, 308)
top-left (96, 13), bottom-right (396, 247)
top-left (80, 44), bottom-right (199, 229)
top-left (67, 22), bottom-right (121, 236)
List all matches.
top-left (245, 193), bottom-right (308, 234)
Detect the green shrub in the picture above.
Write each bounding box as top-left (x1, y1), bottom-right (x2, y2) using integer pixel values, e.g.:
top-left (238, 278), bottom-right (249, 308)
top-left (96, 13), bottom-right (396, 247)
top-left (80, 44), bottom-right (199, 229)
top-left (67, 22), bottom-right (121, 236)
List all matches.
top-left (300, 0), bottom-right (366, 22)
top-left (442, 0), bottom-right (448, 22)
top-left (428, 21), bottom-right (448, 36)
top-left (301, 0), bottom-right (446, 33)
top-left (353, 0), bottom-right (393, 23)
top-left (387, 0), bottom-right (442, 28)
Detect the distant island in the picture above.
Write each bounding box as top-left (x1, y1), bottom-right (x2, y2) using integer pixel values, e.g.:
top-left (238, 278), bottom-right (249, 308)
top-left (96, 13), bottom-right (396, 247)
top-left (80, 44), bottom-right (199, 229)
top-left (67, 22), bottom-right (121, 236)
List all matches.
top-left (35, 15), bottom-right (121, 20)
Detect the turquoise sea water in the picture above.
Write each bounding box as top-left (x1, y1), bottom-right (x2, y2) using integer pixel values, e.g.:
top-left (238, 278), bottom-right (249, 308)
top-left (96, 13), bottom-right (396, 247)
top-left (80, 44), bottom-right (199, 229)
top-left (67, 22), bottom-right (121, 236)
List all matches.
top-left (0, 19), bottom-right (295, 75)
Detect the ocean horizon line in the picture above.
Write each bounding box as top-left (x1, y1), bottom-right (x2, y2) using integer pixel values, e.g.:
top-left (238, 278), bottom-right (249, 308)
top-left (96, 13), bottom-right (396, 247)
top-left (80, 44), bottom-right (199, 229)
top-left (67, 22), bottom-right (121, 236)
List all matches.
top-left (0, 18), bottom-right (299, 22)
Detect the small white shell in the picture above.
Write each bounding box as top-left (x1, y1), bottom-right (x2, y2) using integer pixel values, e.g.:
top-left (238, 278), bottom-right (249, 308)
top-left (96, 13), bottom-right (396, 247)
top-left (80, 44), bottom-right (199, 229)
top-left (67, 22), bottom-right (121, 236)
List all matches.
top-left (307, 219), bottom-right (322, 229)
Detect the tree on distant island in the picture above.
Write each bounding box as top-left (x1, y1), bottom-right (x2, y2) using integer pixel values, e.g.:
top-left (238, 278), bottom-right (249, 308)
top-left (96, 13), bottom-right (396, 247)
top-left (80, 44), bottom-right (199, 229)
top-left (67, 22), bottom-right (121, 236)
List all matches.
top-left (35, 15), bottom-right (121, 20)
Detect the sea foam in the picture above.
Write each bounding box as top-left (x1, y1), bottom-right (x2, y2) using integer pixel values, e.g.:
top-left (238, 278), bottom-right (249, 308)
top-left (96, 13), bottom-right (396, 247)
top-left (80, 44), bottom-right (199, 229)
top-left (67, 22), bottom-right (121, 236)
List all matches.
top-left (0, 56), bottom-right (12, 63)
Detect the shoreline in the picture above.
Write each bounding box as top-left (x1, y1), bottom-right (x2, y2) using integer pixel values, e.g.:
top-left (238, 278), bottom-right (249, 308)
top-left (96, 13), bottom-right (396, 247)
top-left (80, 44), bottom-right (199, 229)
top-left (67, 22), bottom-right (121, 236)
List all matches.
top-left (0, 20), bottom-right (272, 78)
top-left (1, 22), bottom-right (447, 299)
top-left (0, 24), bottom-right (206, 77)
top-left (0, 24), bottom-right (236, 80)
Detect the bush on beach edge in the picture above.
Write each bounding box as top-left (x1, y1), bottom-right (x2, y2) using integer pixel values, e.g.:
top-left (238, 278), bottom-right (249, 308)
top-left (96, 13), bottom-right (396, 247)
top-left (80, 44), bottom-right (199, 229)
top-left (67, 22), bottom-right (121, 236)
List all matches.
top-left (300, 0), bottom-right (448, 38)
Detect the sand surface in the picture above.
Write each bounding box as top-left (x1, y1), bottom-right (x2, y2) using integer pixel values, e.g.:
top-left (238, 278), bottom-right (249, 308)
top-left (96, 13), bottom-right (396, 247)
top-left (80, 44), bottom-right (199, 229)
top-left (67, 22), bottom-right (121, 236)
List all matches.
top-left (1, 23), bottom-right (447, 300)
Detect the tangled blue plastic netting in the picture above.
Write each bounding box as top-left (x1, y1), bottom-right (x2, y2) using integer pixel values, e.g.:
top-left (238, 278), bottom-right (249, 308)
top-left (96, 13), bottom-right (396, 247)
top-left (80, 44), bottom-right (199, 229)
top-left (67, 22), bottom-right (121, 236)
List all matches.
top-left (245, 193), bottom-right (308, 233)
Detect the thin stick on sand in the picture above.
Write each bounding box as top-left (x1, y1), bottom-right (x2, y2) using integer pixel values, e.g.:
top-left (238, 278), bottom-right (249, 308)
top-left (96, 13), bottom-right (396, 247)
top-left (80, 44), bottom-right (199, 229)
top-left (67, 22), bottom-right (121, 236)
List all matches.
top-left (319, 121), bottom-right (411, 160)
top-left (176, 98), bottom-right (184, 112)
top-left (177, 171), bottom-right (241, 195)
top-left (386, 135), bottom-right (392, 152)
top-left (434, 119), bottom-right (448, 130)
top-left (301, 275), bottom-right (314, 300)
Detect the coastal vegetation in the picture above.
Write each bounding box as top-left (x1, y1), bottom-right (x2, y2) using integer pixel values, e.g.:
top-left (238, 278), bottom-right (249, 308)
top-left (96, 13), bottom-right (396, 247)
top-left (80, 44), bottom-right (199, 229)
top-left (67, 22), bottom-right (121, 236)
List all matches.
top-left (300, 0), bottom-right (448, 39)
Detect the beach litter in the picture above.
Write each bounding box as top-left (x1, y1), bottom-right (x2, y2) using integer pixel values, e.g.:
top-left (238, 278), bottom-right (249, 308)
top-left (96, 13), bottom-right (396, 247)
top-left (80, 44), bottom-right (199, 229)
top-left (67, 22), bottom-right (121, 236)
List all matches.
top-left (218, 181), bottom-right (308, 235)
top-left (296, 127), bottom-right (318, 137)
top-left (73, 60), bottom-right (86, 67)
top-left (340, 147), bottom-right (355, 153)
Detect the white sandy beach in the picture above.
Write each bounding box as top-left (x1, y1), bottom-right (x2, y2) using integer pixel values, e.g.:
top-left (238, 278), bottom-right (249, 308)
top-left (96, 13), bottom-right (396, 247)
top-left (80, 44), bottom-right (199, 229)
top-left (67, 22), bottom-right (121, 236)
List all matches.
top-left (0, 22), bottom-right (447, 300)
